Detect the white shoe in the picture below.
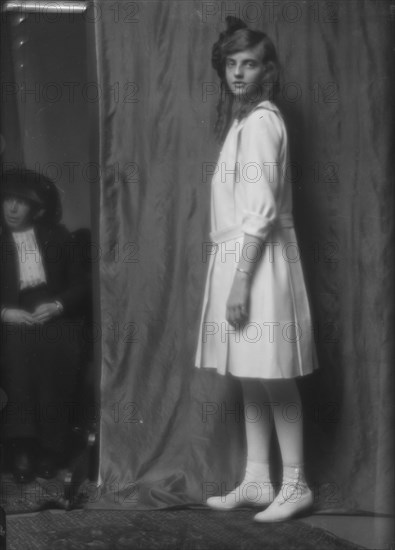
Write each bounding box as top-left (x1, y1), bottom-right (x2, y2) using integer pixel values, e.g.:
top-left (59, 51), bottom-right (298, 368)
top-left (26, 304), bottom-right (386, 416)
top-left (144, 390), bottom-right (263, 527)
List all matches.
top-left (206, 480), bottom-right (275, 510)
top-left (253, 467), bottom-right (313, 522)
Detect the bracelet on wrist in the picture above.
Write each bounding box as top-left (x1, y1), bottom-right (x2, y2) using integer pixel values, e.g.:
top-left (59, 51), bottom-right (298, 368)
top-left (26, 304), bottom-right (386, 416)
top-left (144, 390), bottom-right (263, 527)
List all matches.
top-left (236, 267), bottom-right (252, 277)
top-left (54, 300), bottom-right (64, 315)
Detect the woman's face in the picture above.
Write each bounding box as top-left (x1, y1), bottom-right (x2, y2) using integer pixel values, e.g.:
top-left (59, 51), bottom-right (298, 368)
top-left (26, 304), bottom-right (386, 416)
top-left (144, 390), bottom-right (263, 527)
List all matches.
top-left (225, 45), bottom-right (267, 100)
top-left (2, 196), bottom-right (33, 231)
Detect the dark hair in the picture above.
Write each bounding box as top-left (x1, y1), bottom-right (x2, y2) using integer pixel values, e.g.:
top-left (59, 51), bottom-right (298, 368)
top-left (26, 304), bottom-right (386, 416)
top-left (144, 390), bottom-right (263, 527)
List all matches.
top-left (211, 17), bottom-right (280, 142)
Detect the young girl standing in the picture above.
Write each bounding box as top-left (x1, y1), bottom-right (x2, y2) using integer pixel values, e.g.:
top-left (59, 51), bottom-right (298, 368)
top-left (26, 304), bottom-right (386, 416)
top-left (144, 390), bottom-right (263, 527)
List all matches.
top-left (195, 17), bottom-right (317, 522)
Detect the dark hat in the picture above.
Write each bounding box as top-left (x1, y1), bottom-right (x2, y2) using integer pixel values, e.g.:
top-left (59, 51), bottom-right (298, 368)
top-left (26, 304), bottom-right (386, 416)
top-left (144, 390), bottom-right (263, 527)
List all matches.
top-left (1, 168), bottom-right (62, 223)
top-left (1, 170), bottom-right (44, 206)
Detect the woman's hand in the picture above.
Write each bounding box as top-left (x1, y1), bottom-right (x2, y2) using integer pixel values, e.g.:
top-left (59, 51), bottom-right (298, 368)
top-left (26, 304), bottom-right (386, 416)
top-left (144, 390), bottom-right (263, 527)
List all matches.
top-left (2, 308), bottom-right (35, 325)
top-left (226, 271), bottom-right (251, 327)
top-left (225, 234), bottom-right (263, 327)
top-left (32, 303), bottom-right (60, 324)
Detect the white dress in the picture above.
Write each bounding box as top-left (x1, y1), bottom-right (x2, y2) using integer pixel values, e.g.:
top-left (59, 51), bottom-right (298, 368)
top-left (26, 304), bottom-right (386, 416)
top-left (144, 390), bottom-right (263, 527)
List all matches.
top-left (195, 101), bottom-right (317, 379)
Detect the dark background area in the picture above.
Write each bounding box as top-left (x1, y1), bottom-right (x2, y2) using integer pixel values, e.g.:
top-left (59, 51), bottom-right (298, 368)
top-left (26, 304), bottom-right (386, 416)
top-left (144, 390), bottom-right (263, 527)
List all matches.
top-left (1, 9), bottom-right (91, 231)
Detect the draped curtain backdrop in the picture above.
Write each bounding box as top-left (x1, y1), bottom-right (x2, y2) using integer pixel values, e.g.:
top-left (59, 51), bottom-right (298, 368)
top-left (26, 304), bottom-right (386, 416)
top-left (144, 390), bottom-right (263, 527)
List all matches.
top-left (92, 0), bottom-right (393, 513)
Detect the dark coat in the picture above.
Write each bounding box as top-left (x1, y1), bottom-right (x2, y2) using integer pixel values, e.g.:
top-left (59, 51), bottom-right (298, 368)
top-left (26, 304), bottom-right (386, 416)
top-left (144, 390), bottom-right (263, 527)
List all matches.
top-left (0, 222), bottom-right (90, 450)
top-left (0, 222), bottom-right (88, 316)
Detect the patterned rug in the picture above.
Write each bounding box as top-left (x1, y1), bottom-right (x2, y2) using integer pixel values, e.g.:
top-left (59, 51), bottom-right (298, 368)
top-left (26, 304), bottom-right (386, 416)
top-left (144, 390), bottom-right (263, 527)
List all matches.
top-left (0, 472), bottom-right (73, 514)
top-left (6, 509), bottom-right (366, 550)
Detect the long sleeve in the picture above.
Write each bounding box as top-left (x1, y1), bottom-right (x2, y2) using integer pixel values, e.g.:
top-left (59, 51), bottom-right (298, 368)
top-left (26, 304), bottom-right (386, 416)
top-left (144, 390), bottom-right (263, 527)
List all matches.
top-left (54, 235), bottom-right (88, 315)
top-left (0, 231), bottom-right (19, 309)
top-left (238, 107), bottom-right (285, 240)
top-left (37, 224), bottom-right (89, 317)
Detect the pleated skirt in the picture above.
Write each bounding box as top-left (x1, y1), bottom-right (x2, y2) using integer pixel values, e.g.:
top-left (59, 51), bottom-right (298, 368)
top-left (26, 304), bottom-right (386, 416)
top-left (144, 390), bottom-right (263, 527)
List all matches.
top-left (195, 224), bottom-right (318, 379)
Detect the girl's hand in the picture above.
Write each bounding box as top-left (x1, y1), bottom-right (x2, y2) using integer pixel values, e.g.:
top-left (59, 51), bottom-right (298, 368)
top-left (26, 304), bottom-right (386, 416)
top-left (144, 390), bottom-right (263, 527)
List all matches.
top-left (226, 271), bottom-right (251, 327)
top-left (2, 308), bottom-right (35, 325)
top-left (32, 303), bottom-right (59, 324)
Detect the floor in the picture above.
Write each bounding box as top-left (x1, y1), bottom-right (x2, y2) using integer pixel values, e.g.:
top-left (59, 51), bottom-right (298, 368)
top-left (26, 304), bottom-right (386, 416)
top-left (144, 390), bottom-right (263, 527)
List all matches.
top-left (299, 513), bottom-right (394, 550)
top-left (4, 509), bottom-right (394, 549)
top-left (1, 464), bottom-right (393, 549)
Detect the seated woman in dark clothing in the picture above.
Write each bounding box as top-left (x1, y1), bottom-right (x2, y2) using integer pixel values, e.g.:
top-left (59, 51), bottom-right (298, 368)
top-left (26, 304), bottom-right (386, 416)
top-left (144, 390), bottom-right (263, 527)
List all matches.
top-left (0, 169), bottom-right (89, 483)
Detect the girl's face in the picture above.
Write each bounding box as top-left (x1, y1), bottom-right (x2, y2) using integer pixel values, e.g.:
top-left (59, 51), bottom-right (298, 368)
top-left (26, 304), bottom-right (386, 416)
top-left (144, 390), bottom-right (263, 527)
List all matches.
top-left (2, 196), bottom-right (33, 231)
top-left (225, 45), bottom-right (267, 100)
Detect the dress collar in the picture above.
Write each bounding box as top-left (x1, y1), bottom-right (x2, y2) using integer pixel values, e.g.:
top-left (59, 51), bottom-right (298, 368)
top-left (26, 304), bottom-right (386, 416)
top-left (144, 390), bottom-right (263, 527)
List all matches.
top-left (233, 100), bottom-right (280, 132)
top-left (252, 100), bottom-right (279, 112)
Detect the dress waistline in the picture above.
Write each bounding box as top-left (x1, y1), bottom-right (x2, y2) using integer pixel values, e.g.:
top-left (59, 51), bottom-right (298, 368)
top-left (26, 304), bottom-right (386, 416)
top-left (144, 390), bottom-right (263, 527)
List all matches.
top-left (210, 213), bottom-right (294, 244)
